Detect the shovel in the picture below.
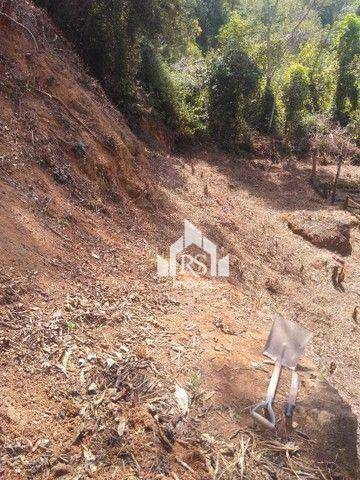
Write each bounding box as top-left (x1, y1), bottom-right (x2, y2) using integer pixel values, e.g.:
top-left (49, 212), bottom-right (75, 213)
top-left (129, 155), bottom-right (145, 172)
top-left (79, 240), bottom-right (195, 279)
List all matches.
top-left (251, 315), bottom-right (312, 429)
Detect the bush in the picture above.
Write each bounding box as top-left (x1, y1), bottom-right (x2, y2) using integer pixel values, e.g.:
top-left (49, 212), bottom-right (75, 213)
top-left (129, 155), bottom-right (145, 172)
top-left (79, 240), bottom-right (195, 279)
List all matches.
top-left (192, 0), bottom-right (228, 51)
top-left (170, 60), bottom-right (209, 136)
top-left (298, 40), bottom-right (337, 114)
top-left (140, 46), bottom-right (179, 129)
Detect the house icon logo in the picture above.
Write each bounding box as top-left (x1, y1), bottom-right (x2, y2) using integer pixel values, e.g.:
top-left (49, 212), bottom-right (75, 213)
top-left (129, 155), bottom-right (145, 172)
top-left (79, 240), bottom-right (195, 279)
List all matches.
top-left (157, 220), bottom-right (230, 278)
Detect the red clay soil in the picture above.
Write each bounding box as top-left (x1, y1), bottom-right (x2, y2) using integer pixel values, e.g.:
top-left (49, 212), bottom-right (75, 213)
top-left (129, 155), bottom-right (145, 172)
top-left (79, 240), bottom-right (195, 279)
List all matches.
top-left (0, 2), bottom-right (359, 479)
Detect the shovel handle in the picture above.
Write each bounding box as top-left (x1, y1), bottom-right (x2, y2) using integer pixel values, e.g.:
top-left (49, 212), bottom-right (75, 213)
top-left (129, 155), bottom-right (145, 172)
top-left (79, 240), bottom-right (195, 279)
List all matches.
top-left (252, 360), bottom-right (283, 430)
top-left (285, 370), bottom-right (299, 418)
top-left (266, 361), bottom-right (282, 403)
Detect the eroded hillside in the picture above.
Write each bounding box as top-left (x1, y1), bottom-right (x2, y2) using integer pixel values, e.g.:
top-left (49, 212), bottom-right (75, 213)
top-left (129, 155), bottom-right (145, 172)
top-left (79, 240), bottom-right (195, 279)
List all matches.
top-left (0, 2), bottom-right (359, 479)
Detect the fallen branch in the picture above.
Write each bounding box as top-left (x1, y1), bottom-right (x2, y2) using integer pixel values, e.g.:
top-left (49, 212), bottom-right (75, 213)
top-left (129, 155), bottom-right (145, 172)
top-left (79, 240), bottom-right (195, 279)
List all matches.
top-left (0, 11), bottom-right (38, 51)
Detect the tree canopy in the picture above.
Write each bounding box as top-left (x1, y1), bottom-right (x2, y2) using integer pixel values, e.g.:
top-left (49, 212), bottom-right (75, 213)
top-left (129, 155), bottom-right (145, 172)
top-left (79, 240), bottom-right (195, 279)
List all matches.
top-left (36, 0), bottom-right (359, 150)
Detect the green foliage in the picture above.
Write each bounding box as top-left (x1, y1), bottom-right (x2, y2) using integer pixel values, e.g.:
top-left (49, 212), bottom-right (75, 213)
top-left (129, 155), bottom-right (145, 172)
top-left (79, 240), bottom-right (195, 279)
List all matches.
top-left (140, 46), bottom-right (207, 136)
top-left (36, 0), bottom-right (359, 148)
top-left (67, 320), bottom-right (77, 331)
top-left (206, 10), bottom-right (262, 149)
top-left (299, 39), bottom-right (337, 114)
top-left (315, 0), bottom-right (344, 26)
top-left (347, 109), bottom-right (360, 143)
top-left (217, 12), bottom-right (253, 52)
top-left (35, 0), bottom-right (192, 106)
top-left (209, 48), bottom-right (261, 150)
top-left (170, 60), bottom-right (209, 136)
top-left (140, 46), bottom-right (179, 128)
top-left (283, 63), bottom-right (311, 126)
top-left (334, 13), bottom-right (360, 125)
top-left (281, 63), bottom-right (313, 152)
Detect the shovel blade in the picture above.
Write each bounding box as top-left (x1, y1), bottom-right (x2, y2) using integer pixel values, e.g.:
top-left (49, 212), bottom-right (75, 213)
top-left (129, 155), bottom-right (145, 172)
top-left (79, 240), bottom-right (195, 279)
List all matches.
top-left (264, 315), bottom-right (312, 369)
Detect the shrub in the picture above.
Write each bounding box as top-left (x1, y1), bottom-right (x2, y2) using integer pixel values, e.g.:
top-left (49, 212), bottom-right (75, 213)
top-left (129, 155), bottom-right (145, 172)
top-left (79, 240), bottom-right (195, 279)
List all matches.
top-left (347, 109), bottom-right (360, 144)
top-left (192, 0), bottom-right (228, 51)
top-left (170, 60), bottom-right (209, 136)
top-left (140, 46), bottom-right (179, 129)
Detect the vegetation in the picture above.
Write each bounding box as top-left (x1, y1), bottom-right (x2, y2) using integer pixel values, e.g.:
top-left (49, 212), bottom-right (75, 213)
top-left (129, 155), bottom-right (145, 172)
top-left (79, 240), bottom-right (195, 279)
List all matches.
top-left (283, 65), bottom-right (311, 127)
top-left (334, 13), bottom-right (360, 125)
top-left (36, 0), bottom-right (359, 151)
top-left (209, 47), bottom-right (260, 150)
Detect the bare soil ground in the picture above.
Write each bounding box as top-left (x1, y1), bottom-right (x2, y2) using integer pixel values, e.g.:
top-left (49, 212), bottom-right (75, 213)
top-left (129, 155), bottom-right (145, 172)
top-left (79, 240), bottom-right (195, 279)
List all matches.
top-left (0, 2), bottom-right (359, 479)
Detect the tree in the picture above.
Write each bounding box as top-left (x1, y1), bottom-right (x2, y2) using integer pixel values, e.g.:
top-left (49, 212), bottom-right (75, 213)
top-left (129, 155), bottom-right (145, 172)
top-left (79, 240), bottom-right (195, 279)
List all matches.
top-left (209, 48), bottom-right (260, 150)
top-left (299, 35), bottom-right (337, 113)
top-left (283, 63), bottom-right (311, 122)
top-left (314, 0), bottom-right (356, 26)
top-left (334, 13), bottom-right (360, 125)
top-left (35, 0), bottom-right (192, 106)
top-left (222, 0), bottom-right (323, 133)
top-left (36, 0), bottom-right (359, 144)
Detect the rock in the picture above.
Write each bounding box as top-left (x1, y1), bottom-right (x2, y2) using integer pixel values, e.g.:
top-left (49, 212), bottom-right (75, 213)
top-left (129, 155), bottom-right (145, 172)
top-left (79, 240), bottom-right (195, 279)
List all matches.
top-left (287, 211), bottom-right (356, 256)
top-left (297, 378), bottom-right (359, 478)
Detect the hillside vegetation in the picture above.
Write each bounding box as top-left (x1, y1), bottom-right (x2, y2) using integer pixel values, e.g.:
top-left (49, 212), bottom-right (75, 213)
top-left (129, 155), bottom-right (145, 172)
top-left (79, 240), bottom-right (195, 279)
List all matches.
top-left (35, 0), bottom-right (360, 154)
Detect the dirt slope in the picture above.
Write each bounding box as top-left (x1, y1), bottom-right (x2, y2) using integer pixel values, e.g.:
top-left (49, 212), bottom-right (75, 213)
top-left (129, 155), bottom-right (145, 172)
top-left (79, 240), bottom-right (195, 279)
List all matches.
top-left (0, 2), bottom-right (359, 479)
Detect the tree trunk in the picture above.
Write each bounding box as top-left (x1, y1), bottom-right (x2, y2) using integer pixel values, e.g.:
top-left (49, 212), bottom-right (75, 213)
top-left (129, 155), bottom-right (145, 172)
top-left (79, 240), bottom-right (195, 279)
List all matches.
top-left (331, 158), bottom-right (343, 204)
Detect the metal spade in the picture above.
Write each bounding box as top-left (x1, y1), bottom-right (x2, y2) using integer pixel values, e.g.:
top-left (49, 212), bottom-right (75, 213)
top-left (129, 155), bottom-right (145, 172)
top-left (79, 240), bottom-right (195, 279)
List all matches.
top-left (251, 315), bottom-right (312, 429)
